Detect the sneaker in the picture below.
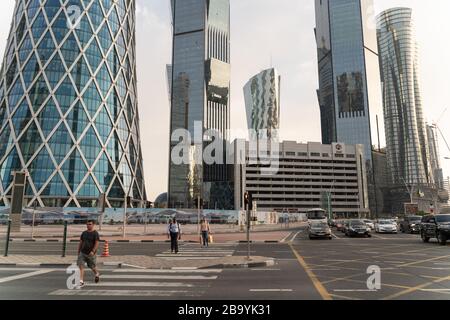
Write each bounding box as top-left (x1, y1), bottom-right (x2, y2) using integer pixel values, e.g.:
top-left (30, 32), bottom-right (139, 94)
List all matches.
top-left (95, 274), bottom-right (100, 284)
top-left (79, 281), bottom-right (85, 288)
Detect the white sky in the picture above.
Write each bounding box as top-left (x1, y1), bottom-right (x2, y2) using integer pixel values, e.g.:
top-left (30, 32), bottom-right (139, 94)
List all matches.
top-left (0, 0), bottom-right (450, 201)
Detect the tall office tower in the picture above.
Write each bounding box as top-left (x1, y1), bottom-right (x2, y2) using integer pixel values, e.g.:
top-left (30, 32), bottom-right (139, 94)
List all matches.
top-left (377, 8), bottom-right (432, 186)
top-left (315, 0), bottom-right (385, 215)
top-left (427, 125), bottom-right (444, 188)
top-left (243, 68), bottom-right (281, 140)
top-left (0, 0), bottom-right (146, 208)
top-left (168, 0), bottom-right (232, 209)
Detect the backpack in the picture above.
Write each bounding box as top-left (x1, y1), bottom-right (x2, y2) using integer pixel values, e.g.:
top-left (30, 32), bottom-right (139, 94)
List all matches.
top-left (169, 222), bottom-right (180, 233)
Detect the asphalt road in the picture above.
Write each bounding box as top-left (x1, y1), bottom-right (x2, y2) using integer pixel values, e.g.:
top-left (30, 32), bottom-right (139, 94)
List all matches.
top-left (0, 227), bottom-right (449, 300)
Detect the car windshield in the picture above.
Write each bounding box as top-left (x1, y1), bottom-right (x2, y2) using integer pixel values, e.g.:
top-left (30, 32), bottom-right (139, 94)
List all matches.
top-left (436, 215), bottom-right (450, 223)
top-left (350, 221), bottom-right (365, 226)
top-left (408, 217), bottom-right (421, 222)
top-left (311, 223), bottom-right (328, 228)
top-left (378, 221), bottom-right (392, 225)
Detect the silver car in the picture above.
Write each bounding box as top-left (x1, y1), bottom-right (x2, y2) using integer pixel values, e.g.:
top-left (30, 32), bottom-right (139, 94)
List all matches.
top-left (309, 222), bottom-right (333, 240)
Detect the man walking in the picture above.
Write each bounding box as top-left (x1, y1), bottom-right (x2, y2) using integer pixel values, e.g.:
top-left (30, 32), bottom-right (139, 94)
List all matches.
top-left (168, 218), bottom-right (181, 254)
top-left (200, 217), bottom-right (211, 247)
top-left (77, 220), bottom-right (100, 287)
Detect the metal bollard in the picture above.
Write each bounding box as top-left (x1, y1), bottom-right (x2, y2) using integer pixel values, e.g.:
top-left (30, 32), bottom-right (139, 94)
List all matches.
top-left (4, 220), bottom-right (11, 257)
top-left (62, 221), bottom-right (68, 258)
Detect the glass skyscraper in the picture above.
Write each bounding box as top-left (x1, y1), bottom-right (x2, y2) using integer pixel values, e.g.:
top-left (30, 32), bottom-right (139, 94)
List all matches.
top-left (168, 0), bottom-right (232, 209)
top-left (0, 0), bottom-right (146, 208)
top-left (243, 68), bottom-right (281, 141)
top-left (315, 0), bottom-right (385, 215)
top-left (315, 0), bottom-right (384, 160)
top-left (377, 8), bottom-right (432, 186)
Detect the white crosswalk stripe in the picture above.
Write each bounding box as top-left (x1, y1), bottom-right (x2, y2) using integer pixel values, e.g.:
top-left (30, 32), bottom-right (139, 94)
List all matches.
top-left (48, 268), bottom-right (223, 298)
top-left (156, 243), bottom-right (237, 260)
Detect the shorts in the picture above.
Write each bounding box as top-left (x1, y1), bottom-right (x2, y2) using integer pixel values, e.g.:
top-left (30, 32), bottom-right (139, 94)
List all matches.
top-left (77, 253), bottom-right (97, 269)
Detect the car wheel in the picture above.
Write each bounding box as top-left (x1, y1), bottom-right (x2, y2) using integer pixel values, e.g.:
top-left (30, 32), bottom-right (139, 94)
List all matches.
top-left (437, 232), bottom-right (447, 246)
top-left (421, 231), bottom-right (430, 243)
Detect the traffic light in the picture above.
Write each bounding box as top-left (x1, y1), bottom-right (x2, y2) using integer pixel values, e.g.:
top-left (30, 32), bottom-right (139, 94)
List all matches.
top-left (244, 192), bottom-right (253, 211)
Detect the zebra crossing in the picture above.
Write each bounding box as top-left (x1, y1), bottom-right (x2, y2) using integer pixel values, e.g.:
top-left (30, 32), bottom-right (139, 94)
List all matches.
top-left (155, 243), bottom-right (237, 260)
top-left (48, 244), bottom-right (237, 298)
top-left (48, 268), bottom-right (223, 298)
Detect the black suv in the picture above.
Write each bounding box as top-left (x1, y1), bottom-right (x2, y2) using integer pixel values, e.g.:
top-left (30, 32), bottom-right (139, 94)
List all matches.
top-left (420, 214), bottom-right (450, 245)
top-left (400, 216), bottom-right (422, 234)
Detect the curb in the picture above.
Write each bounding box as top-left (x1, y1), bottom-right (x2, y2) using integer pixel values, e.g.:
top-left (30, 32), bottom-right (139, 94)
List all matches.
top-left (0, 259), bottom-right (276, 270)
top-left (0, 262), bottom-right (125, 268)
top-left (203, 259), bottom-right (275, 269)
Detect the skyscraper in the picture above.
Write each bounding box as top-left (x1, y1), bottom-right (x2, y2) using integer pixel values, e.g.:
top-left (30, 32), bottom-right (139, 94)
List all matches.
top-left (377, 8), bottom-right (432, 186)
top-left (315, 0), bottom-right (385, 215)
top-left (243, 68), bottom-right (281, 140)
top-left (168, 0), bottom-right (232, 209)
top-left (0, 0), bottom-right (146, 208)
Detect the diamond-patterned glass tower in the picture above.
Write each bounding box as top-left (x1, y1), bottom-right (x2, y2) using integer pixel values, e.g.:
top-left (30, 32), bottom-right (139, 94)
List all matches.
top-left (0, 0), bottom-right (146, 208)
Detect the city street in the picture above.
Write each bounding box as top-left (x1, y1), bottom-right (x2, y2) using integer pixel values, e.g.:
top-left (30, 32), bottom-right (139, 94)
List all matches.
top-left (0, 226), bottom-right (449, 300)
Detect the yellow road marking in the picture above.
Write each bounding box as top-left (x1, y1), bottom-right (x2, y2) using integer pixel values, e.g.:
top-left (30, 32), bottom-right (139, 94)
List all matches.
top-left (395, 254), bottom-right (450, 268)
top-left (382, 276), bottom-right (450, 300)
top-left (289, 244), bottom-right (332, 300)
top-left (330, 293), bottom-right (361, 300)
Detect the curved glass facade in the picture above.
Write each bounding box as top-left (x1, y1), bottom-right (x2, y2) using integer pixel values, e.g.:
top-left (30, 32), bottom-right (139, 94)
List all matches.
top-left (377, 8), bottom-right (432, 186)
top-left (243, 68), bottom-right (281, 141)
top-left (0, 0), bottom-right (146, 208)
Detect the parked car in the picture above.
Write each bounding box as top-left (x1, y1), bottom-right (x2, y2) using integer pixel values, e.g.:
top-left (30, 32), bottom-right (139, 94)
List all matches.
top-left (420, 214), bottom-right (450, 245)
top-left (345, 220), bottom-right (371, 238)
top-left (363, 219), bottom-right (375, 230)
top-left (375, 220), bottom-right (398, 234)
top-left (399, 216), bottom-right (422, 234)
top-left (308, 221), bottom-right (332, 240)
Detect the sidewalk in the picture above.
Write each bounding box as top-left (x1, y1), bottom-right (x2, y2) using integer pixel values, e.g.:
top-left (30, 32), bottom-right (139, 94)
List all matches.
top-left (0, 255), bottom-right (275, 269)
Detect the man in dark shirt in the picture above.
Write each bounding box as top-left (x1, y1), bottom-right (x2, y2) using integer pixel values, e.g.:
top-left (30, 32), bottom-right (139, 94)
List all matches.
top-left (77, 220), bottom-right (100, 287)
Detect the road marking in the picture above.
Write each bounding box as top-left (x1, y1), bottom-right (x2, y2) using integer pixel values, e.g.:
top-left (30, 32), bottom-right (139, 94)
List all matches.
top-left (250, 289), bottom-right (293, 292)
top-left (382, 276), bottom-right (450, 300)
top-left (287, 231), bottom-right (301, 243)
top-left (157, 255), bottom-right (223, 260)
top-left (395, 254), bottom-right (450, 267)
top-left (120, 264), bottom-right (147, 269)
top-left (280, 232), bottom-right (293, 243)
top-left (420, 289), bottom-right (450, 292)
top-left (49, 289), bottom-right (202, 297)
top-left (334, 289), bottom-right (377, 292)
top-left (101, 275), bottom-right (218, 280)
top-left (250, 268), bottom-right (281, 271)
top-left (0, 269), bottom-right (54, 284)
top-left (331, 233), bottom-right (340, 239)
top-left (85, 282), bottom-right (195, 288)
top-left (289, 244), bottom-right (332, 300)
top-left (113, 269), bottom-right (222, 274)
top-left (330, 293), bottom-right (362, 300)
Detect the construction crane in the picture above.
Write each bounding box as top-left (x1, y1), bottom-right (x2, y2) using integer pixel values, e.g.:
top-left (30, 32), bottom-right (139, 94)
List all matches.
top-left (432, 108), bottom-right (450, 158)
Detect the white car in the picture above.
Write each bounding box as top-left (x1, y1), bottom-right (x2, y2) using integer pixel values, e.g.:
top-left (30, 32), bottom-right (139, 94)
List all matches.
top-left (375, 220), bottom-right (398, 234)
top-left (364, 219), bottom-right (375, 230)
